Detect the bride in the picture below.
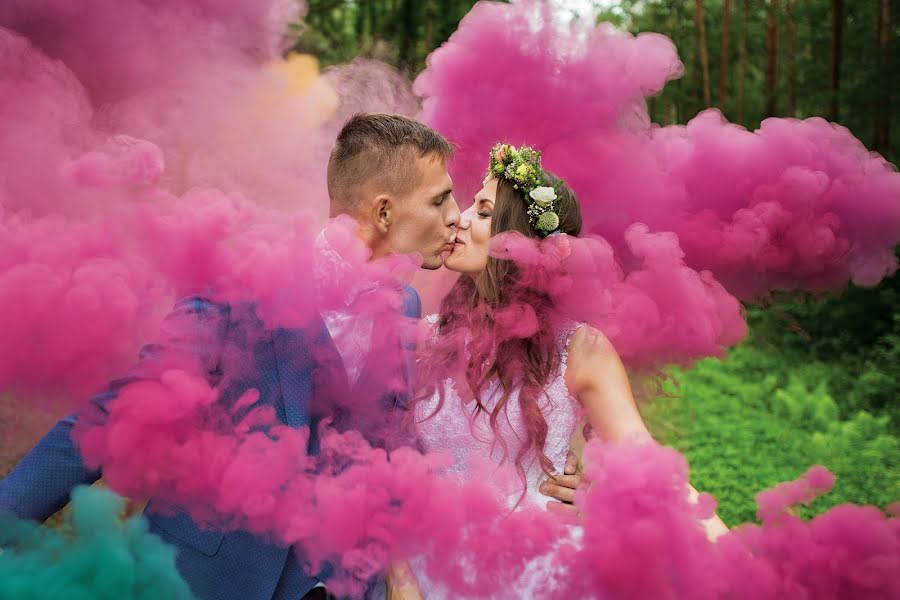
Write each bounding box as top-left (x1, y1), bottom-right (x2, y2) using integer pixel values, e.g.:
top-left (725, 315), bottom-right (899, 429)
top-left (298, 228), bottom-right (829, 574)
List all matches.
top-left (389, 144), bottom-right (726, 599)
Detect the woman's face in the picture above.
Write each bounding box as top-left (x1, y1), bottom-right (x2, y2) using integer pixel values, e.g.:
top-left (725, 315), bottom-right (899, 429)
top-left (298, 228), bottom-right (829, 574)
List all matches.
top-left (443, 177), bottom-right (497, 274)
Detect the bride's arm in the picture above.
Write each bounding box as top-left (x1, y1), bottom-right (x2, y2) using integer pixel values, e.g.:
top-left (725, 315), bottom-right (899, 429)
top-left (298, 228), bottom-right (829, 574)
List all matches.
top-left (563, 326), bottom-right (729, 541)
top-left (564, 327), bottom-right (650, 443)
top-left (386, 561), bottom-right (424, 600)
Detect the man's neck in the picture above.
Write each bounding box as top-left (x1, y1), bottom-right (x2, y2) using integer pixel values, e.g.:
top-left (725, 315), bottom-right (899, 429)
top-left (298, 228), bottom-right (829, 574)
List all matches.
top-left (354, 220), bottom-right (387, 263)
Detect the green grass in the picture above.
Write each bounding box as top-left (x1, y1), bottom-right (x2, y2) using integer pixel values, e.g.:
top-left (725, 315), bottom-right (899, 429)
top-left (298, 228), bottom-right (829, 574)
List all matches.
top-left (643, 344), bottom-right (900, 526)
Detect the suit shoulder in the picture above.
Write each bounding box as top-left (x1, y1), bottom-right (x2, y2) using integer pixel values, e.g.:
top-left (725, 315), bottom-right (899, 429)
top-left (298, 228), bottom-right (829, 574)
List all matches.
top-left (174, 295), bottom-right (232, 319)
top-left (402, 286), bottom-right (422, 319)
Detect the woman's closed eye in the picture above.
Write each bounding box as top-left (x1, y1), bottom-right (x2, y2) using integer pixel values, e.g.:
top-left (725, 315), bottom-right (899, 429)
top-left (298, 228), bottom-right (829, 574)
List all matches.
top-left (475, 199), bottom-right (493, 219)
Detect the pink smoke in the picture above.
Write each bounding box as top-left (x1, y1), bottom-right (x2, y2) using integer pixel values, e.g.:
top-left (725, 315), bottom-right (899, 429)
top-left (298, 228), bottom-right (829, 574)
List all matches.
top-left (73, 365), bottom-right (566, 598)
top-left (565, 442), bottom-right (900, 599)
top-left (490, 228), bottom-right (747, 366)
top-left (74, 374), bottom-right (900, 597)
top-left (1, 0), bottom-right (898, 598)
top-left (416, 0), bottom-right (900, 301)
top-left (0, 0), bottom-right (346, 408)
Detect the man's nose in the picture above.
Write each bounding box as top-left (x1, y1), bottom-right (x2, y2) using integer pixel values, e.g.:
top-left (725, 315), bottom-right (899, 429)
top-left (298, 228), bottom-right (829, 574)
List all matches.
top-left (446, 196), bottom-right (462, 227)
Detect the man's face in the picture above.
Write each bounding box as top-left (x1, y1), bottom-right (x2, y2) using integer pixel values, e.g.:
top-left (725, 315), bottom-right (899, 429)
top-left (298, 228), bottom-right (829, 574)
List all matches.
top-left (385, 155), bottom-right (461, 270)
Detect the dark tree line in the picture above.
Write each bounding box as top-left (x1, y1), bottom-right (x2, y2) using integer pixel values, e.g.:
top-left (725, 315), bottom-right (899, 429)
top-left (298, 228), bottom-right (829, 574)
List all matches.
top-left (295, 1), bottom-right (897, 164)
top-left (293, 0), bottom-right (483, 75)
top-left (612, 0), bottom-right (896, 163)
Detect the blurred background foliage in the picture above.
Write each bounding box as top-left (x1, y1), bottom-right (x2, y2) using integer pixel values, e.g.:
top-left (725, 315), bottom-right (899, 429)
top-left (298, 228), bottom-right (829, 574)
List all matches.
top-left (294, 0), bottom-right (897, 164)
top-left (291, 0), bottom-right (899, 522)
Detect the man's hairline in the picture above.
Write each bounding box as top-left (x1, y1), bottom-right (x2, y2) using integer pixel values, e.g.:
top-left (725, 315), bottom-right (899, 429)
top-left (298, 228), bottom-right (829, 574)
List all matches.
top-left (329, 148), bottom-right (452, 216)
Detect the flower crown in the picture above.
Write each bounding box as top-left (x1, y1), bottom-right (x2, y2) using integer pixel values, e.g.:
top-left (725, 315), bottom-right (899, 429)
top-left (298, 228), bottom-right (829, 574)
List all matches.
top-left (487, 143), bottom-right (562, 237)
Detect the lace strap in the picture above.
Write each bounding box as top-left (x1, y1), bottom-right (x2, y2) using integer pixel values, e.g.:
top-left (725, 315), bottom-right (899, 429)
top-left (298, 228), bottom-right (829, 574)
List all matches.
top-left (558, 321), bottom-right (586, 376)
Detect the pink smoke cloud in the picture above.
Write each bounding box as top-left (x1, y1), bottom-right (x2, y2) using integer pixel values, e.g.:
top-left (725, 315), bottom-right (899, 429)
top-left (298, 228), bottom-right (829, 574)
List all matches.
top-left (73, 364), bottom-right (566, 598)
top-left (0, 0), bottom-right (357, 409)
top-left (490, 229), bottom-right (747, 366)
top-left (416, 0), bottom-right (900, 301)
top-left (0, 1), bottom-right (898, 598)
top-left (74, 371), bottom-right (900, 598)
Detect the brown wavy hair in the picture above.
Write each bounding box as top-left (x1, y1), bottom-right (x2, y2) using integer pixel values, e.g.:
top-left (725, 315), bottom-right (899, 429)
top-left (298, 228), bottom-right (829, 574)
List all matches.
top-left (416, 172), bottom-right (582, 492)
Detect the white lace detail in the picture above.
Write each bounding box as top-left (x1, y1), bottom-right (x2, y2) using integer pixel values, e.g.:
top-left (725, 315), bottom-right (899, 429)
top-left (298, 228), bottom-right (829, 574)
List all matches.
top-left (557, 320), bottom-right (584, 379)
top-left (413, 320), bottom-right (585, 598)
top-left (424, 312), bottom-right (441, 345)
top-left (415, 320), bottom-right (585, 511)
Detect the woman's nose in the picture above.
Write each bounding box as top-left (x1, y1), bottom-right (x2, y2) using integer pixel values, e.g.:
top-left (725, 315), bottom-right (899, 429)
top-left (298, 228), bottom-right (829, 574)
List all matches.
top-left (457, 207), bottom-right (474, 229)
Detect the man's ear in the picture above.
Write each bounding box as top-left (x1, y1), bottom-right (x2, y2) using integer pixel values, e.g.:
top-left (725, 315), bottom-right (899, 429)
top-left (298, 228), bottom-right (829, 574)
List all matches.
top-left (374, 194), bottom-right (392, 234)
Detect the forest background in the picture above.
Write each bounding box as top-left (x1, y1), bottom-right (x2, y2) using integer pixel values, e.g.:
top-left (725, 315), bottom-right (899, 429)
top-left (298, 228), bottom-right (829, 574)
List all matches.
top-left (296, 0), bottom-right (898, 524)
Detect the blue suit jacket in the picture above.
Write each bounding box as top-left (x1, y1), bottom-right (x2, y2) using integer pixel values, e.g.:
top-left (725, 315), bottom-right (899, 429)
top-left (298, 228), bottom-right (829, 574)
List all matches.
top-left (0, 287), bottom-right (422, 600)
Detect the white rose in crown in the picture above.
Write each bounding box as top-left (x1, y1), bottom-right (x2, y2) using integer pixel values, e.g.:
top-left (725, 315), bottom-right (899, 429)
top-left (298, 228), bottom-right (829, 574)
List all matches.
top-left (529, 186), bottom-right (557, 207)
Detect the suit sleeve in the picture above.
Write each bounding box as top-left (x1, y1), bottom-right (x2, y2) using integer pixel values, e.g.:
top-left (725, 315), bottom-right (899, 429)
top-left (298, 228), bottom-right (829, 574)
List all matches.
top-left (0, 296), bottom-right (230, 522)
top-left (402, 286), bottom-right (422, 320)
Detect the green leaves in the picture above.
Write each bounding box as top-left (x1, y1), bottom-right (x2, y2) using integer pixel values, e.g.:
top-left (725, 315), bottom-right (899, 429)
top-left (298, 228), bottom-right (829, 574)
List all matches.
top-left (644, 342), bottom-right (899, 526)
top-left (772, 376), bottom-right (837, 432)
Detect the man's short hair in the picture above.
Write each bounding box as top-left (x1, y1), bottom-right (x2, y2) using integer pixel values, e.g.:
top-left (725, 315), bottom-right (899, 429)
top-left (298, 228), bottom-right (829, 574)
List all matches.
top-left (327, 113), bottom-right (453, 217)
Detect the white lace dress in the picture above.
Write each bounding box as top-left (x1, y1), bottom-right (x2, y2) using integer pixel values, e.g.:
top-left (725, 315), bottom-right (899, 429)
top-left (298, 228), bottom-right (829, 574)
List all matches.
top-left (411, 317), bottom-right (584, 598)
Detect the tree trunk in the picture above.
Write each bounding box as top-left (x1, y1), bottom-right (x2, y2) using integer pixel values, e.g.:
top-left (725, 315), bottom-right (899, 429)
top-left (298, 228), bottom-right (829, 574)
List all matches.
top-left (786, 0), bottom-right (796, 116)
top-left (648, 6), bottom-right (659, 121)
top-left (355, 1), bottom-right (367, 49)
top-left (695, 0), bottom-right (712, 107)
top-left (691, 20), bottom-right (701, 111)
top-left (829, 0), bottom-right (843, 121)
top-left (719, 0), bottom-right (732, 108)
top-left (423, 0), bottom-right (436, 56)
top-left (874, 0), bottom-right (891, 152)
top-left (398, 0), bottom-right (418, 74)
top-left (738, 0), bottom-right (748, 122)
top-left (368, 0), bottom-right (378, 41)
top-left (764, 0), bottom-right (779, 117)
top-left (667, 4), bottom-right (678, 124)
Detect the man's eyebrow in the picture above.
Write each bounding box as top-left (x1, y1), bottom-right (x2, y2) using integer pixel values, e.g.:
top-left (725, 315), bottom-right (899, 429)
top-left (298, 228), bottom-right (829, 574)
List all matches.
top-left (432, 187), bottom-right (453, 199)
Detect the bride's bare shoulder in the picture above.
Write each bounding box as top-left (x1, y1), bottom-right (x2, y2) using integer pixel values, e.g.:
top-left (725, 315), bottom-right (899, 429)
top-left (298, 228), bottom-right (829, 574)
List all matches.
top-left (567, 324), bottom-right (616, 358)
top-left (564, 324), bottom-right (628, 390)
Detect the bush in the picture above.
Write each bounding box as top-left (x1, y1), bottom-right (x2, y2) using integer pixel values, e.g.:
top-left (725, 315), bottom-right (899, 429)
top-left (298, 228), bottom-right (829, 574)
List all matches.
top-left (643, 343), bottom-right (900, 526)
top-left (744, 264), bottom-right (900, 431)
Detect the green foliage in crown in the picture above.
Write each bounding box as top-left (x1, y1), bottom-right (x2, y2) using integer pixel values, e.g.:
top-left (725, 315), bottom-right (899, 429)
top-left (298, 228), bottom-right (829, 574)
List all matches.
top-left (488, 142), bottom-right (561, 237)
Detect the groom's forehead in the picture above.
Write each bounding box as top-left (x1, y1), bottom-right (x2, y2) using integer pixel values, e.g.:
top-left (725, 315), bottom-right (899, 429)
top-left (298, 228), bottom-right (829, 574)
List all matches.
top-left (414, 154), bottom-right (451, 187)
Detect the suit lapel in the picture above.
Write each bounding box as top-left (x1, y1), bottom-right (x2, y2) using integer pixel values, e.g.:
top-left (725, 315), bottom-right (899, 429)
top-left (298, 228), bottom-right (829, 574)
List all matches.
top-left (273, 319), bottom-right (350, 437)
top-left (271, 327), bottom-right (312, 429)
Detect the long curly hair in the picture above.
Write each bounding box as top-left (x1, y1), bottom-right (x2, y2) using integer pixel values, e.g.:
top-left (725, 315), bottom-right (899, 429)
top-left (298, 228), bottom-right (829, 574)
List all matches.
top-left (416, 172), bottom-right (582, 489)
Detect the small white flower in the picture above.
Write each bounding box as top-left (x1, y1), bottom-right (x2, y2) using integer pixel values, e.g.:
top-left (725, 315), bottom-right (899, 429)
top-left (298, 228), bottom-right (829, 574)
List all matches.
top-left (529, 186), bottom-right (557, 207)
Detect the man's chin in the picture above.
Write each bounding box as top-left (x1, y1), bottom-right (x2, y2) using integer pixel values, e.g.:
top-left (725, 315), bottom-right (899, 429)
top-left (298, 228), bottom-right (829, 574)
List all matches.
top-left (440, 255), bottom-right (464, 272)
top-left (420, 257), bottom-right (444, 270)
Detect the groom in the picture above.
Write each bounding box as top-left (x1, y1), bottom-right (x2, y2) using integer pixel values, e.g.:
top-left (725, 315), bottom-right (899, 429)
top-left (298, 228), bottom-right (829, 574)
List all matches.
top-left (0, 113), bottom-right (579, 599)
